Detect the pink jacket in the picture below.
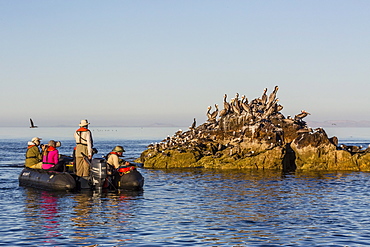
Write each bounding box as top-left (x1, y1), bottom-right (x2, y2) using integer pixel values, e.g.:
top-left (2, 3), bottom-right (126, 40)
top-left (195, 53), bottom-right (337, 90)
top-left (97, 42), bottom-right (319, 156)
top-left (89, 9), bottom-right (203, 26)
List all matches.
top-left (42, 147), bottom-right (59, 169)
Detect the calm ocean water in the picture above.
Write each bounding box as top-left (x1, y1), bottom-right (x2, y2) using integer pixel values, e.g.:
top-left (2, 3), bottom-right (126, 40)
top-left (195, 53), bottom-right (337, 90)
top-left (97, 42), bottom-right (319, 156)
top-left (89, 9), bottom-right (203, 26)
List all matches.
top-left (1, 126), bottom-right (370, 246)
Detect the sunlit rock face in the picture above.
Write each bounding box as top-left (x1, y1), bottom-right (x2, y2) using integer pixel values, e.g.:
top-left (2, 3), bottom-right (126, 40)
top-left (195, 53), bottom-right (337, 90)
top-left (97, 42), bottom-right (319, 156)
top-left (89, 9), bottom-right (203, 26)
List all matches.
top-left (137, 87), bottom-right (370, 171)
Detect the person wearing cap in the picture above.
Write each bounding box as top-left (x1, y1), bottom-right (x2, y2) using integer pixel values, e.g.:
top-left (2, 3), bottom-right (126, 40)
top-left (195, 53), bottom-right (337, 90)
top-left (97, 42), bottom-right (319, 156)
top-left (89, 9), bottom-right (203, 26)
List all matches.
top-left (74, 119), bottom-right (94, 177)
top-left (42, 140), bottom-right (62, 171)
top-left (25, 137), bottom-right (43, 168)
top-left (106, 146), bottom-right (129, 169)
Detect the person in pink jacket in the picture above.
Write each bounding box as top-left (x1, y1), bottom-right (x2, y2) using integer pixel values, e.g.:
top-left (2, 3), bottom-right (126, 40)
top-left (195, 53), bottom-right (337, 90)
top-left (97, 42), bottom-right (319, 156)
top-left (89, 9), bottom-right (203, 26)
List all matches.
top-left (42, 140), bottom-right (61, 171)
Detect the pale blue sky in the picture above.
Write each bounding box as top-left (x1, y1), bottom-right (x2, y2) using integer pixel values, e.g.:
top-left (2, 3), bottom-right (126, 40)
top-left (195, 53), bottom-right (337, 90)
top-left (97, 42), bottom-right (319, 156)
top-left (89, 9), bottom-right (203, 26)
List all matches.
top-left (1, 0), bottom-right (370, 127)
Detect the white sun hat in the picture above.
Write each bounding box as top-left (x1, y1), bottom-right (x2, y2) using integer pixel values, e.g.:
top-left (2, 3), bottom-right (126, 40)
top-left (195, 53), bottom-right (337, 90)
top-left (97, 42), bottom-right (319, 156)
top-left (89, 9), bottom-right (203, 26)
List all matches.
top-left (79, 119), bottom-right (90, 127)
top-left (31, 137), bottom-right (42, 142)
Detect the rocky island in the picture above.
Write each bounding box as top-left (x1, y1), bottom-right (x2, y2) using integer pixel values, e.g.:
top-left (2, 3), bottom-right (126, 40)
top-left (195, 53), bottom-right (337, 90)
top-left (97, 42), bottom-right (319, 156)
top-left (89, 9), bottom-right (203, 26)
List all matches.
top-left (137, 87), bottom-right (370, 171)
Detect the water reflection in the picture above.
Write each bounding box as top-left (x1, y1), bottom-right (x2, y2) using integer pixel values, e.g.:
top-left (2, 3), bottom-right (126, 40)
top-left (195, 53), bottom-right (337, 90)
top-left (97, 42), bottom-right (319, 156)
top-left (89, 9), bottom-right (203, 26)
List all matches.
top-left (17, 168), bottom-right (370, 246)
top-left (23, 189), bottom-right (63, 244)
top-left (22, 187), bottom-right (143, 246)
top-left (70, 192), bottom-right (95, 242)
top-left (40, 191), bottom-right (60, 241)
top-left (145, 168), bottom-right (368, 245)
top-left (69, 190), bottom-right (143, 245)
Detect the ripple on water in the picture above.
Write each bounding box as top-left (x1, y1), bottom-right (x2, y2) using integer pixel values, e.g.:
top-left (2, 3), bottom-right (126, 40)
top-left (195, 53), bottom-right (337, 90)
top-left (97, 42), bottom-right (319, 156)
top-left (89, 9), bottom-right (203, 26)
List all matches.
top-left (2, 166), bottom-right (370, 245)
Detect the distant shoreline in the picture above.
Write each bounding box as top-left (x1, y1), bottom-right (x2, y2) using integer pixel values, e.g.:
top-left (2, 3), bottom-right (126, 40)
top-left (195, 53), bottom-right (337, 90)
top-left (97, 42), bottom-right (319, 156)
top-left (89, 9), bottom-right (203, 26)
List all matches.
top-left (308, 120), bottom-right (370, 128)
top-left (2, 120), bottom-right (370, 128)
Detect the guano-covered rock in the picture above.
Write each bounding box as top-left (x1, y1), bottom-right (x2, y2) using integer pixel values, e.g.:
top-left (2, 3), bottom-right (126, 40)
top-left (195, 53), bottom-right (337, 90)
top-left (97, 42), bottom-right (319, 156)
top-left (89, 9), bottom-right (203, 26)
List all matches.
top-left (137, 87), bottom-right (370, 171)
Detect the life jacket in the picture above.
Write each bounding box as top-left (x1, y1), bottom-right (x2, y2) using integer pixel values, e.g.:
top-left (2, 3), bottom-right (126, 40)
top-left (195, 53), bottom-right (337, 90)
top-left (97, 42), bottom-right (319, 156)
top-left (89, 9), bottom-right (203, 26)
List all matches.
top-left (43, 146), bottom-right (57, 165)
top-left (106, 152), bottom-right (125, 169)
top-left (106, 151), bottom-right (123, 160)
top-left (118, 165), bottom-right (136, 175)
top-left (110, 151), bottom-right (121, 156)
top-left (75, 127), bottom-right (93, 146)
top-left (25, 145), bottom-right (38, 159)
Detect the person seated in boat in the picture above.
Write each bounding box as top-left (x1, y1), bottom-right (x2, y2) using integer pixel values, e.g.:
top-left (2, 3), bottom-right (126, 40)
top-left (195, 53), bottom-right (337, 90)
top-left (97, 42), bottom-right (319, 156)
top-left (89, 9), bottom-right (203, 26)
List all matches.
top-left (106, 146), bottom-right (137, 185)
top-left (25, 137), bottom-right (43, 169)
top-left (42, 140), bottom-right (63, 171)
top-left (106, 146), bottom-right (130, 171)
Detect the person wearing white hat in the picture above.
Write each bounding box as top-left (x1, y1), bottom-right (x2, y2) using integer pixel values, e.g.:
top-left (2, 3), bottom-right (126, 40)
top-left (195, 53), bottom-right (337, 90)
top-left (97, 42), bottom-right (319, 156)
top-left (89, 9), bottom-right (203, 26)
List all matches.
top-left (74, 119), bottom-right (94, 177)
top-left (25, 137), bottom-right (43, 168)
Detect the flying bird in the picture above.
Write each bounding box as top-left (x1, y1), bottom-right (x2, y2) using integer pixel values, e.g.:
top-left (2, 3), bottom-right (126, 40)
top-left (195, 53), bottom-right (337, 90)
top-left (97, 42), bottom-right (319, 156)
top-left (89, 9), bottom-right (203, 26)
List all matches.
top-left (29, 118), bottom-right (38, 128)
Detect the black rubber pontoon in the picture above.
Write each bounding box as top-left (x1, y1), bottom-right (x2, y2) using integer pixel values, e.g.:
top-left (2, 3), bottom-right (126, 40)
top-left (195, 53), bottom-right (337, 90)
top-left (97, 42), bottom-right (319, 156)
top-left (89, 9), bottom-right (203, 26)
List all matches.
top-left (89, 158), bottom-right (144, 191)
top-left (117, 169), bottom-right (144, 190)
top-left (19, 167), bottom-right (76, 191)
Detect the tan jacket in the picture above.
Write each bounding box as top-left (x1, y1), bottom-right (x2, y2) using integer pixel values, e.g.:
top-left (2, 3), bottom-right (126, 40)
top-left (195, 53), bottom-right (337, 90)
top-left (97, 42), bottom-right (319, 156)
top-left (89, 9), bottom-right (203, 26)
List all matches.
top-left (74, 127), bottom-right (93, 156)
top-left (107, 153), bottom-right (124, 169)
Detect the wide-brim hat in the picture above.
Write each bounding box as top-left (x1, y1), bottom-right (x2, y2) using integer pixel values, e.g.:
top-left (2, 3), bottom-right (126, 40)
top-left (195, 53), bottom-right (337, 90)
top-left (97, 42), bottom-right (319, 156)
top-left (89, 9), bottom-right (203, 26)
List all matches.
top-left (112, 146), bottom-right (125, 153)
top-left (31, 137), bottom-right (42, 142)
top-left (79, 119), bottom-right (90, 127)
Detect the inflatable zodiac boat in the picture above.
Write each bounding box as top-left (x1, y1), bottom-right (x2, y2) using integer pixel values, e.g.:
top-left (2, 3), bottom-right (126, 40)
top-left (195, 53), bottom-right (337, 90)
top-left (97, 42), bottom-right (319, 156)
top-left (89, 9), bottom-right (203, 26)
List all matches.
top-left (19, 157), bottom-right (144, 191)
top-left (19, 168), bottom-right (76, 191)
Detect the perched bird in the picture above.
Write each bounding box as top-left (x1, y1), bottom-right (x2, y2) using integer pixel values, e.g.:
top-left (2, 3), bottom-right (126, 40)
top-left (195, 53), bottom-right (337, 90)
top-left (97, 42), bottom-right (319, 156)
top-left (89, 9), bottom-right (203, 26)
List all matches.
top-left (242, 94), bottom-right (248, 105)
top-left (283, 115), bottom-right (295, 124)
top-left (267, 86), bottom-right (279, 106)
top-left (276, 104), bottom-right (284, 112)
top-left (190, 118), bottom-right (196, 129)
top-left (206, 106), bottom-right (212, 121)
top-left (294, 110), bottom-right (310, 121)
top-left (223, 94), bottom-right (231, 113)
top-left (210, 104), bottom-right (219, 120)
top-left (231, 98), bottom-right (241, 115)
top-left (219, 107), bottom-right (228, 117)
top-left (241, 95), bottom-right (251, 113)
top-left (260, 88), bottom-right (268, 105)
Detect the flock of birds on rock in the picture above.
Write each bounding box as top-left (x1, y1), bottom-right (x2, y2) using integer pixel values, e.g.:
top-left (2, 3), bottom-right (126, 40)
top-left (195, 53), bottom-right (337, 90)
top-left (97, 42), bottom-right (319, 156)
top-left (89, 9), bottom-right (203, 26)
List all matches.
top-left (203, 86), bottom-right (313, 133)
top-left (148, 86), bottom-right (308, 154)
top-left (206, 86), bottom-right (283, 123)
top-left (146, 86), bottom-right (366, 155)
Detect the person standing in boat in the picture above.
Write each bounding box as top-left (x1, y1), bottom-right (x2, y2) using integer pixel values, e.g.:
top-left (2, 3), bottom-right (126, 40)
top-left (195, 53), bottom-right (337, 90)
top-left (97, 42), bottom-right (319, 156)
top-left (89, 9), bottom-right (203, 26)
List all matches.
top-left (25, 137), bottom-right (43, 169)
top-left (74, 119), bottom-right (94, 178)
top-left (42, 140), bottom-right (62, 171)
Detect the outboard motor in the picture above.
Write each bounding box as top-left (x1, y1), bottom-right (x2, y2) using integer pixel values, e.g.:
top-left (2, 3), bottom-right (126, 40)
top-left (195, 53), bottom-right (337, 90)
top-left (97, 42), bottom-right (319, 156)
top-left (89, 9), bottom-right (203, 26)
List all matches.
top-left (90, 158), bottom-right (107, 190)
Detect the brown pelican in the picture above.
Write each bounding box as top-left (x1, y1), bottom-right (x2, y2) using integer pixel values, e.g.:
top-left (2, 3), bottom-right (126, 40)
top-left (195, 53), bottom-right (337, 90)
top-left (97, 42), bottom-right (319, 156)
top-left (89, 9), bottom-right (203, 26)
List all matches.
top-left (206, 106), bottom-right (212, 120)
top-left (297, 128), bottom-right (313, 134)
top-left (210, 104), bottom-right (219, 120)
top-left (260, 88), bottom-right (267, 104)
top-left (283, 115), bottom-right (295, 124)
top-left (29, 118), bottom-right (38, 128)
top-left (267, 86), bottom-right (279, 105)
top-left (263, 99), bottom-right (279, 118)
top-left (235, 92), bottom-right (240, 101)
top-left (231, 98), bottom-right (241, 115)
top-left (234, 93), bottom-right (241, 108)
top-left (190, 118), bottom-right (196, 129)
top-left (240, 95), bottom-right (251, 113)
top-left (223, 94), bottom-right (231, 113)
top-left (294, 110), bottom-right (310, 121)
top-left (219, 108), bottom-right (227, 117)
top-left (242, 94), bottom-right (248, 105)
top-left (276, 104), bottom-right (284, 112)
